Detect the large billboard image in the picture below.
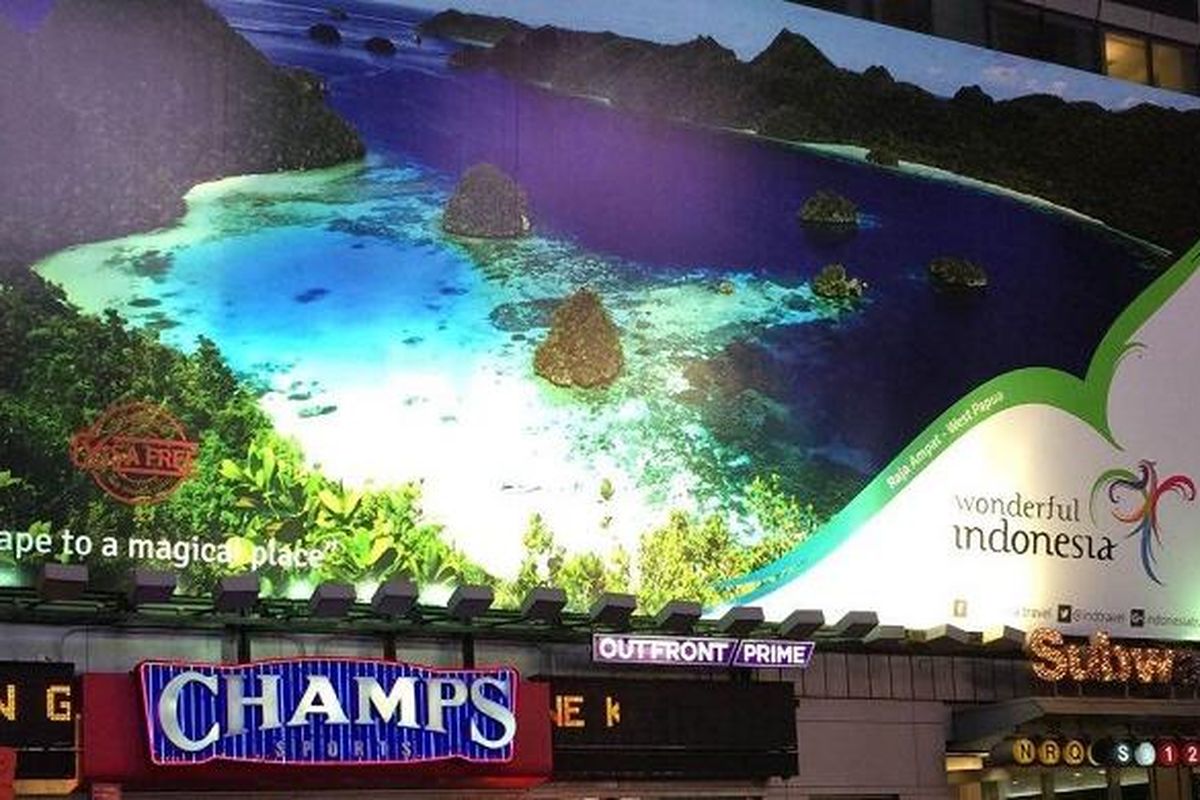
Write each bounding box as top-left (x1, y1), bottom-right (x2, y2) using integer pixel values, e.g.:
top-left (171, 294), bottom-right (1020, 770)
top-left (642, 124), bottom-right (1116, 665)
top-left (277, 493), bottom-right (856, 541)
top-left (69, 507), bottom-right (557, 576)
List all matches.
top-left (1, 0), bottom-right (1199, 636)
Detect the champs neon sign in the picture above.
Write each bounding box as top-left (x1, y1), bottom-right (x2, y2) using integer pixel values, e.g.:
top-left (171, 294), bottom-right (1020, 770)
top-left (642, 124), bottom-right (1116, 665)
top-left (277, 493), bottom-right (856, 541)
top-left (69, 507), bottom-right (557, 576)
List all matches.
top-left (139, 659), bottom-right (518, 765)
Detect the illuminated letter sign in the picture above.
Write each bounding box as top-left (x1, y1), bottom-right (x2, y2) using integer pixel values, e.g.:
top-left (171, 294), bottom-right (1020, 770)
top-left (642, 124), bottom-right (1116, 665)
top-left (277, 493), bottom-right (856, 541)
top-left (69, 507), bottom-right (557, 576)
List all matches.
top-left (1025, 628), bottom-right (1189, 685)
top-left (549, 678), bottom-right (798, 778)
top-left (0, 661), bottom-right (75, 780)
top-left (140, 659), bottom-right (518, 765)
top-left (592, 634), bottom-right (814, 668)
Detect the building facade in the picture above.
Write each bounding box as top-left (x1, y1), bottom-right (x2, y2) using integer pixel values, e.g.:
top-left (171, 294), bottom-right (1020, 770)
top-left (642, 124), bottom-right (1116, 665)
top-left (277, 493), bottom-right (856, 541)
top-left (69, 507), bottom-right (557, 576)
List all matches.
top-left (2, 603), bottom-right (1198, 800)
top-left (3, 0), bottom-right (1200, 798)
top-left (789, 0), bottom-right (1200, 93)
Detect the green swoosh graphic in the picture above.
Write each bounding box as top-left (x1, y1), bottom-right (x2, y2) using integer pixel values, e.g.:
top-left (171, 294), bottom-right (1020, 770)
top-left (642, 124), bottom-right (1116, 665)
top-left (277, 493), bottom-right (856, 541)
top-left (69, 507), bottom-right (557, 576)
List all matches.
top-left (730, 241), bottom-right (1200, 597)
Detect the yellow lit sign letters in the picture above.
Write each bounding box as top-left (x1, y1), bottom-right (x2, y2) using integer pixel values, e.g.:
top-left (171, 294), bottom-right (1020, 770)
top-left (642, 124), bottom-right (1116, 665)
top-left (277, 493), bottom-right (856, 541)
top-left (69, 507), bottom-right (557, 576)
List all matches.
top-left (1026, 628), bottom-right (1182, 684)
top-left (552, 693), bottom-right (623, 730)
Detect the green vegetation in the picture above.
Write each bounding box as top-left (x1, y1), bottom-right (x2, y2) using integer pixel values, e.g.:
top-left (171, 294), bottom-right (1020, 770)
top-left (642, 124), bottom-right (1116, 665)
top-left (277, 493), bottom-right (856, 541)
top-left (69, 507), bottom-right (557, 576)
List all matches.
top-left (0, 267), bottom-right (823, 608)
top-left (811, 263), bottom-right (867, 305)
top-left (745, 474), bottom-right (818, 543)
top-left (496, 514), bottom-right (631, 611)
top-left (0, 267), bottom-right (485, 590)
top-left (636, 475), bottom-right (819, 610)
top-left (1, 267), bottom-right (263, 584)
top-left (219, 434), bottom-right (486, 592)
top-left (496, 474), bottom-right (821, 613)
top-left (638, 511), bottom-right (741, 610)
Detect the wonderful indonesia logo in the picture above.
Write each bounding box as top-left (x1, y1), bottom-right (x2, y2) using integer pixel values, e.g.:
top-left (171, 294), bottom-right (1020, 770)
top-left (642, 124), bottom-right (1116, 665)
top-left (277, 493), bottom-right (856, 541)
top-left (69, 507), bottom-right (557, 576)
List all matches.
top-left (950, 460), bottom-right (1195, 586)
top-left (952, 492), bottom-right (1116, 562)
top-left (1089, 460), bottom-right (1195, 585)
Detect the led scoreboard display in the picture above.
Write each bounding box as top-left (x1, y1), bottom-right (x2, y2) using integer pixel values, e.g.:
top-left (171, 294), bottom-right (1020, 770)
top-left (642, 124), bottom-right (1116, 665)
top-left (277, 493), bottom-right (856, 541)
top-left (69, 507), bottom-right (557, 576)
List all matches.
top-left (548, 678), bottom-right (797, 779)
top-left (0, 662), bottom-right (75, 779)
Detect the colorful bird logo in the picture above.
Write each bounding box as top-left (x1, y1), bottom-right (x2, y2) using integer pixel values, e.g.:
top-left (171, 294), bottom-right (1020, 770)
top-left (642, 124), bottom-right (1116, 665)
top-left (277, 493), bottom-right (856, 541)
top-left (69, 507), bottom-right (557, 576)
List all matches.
top-left (1090, 460), bottom-right (1195, 585)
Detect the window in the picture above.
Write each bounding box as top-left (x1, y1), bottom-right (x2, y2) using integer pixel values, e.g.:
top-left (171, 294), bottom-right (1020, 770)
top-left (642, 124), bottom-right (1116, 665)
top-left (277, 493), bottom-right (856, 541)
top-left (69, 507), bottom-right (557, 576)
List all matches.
top-left (989, 2), bottom-right (1043, 60)
top-left (876, 0), bottom-right (933, 32)
top-left (1042, 12), bottom-right (1099, 72)
top-left (784, 0), bottom-right (1200, 96)
top-left (988, 5), bottom-right (1102, 73)
top-left (931, 0), bottom-right (987, 46)
top-left (1152, 40), bottom-right (1200, 92)
top-left (1104, 31), bottom-right (1150, 84)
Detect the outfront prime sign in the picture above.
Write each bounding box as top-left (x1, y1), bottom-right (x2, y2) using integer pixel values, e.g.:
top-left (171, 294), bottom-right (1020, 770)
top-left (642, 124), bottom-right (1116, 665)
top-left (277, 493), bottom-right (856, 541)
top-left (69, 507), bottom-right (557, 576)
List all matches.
top-left (140, 659), bottom-right (518, 766)
top-left (592, 633), bottom-right (814, 669)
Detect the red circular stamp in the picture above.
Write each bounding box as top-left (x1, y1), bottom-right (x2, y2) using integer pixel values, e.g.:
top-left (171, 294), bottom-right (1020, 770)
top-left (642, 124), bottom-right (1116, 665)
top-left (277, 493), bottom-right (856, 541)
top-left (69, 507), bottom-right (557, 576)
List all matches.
top-left (69, 402), bottom-right (198, 505)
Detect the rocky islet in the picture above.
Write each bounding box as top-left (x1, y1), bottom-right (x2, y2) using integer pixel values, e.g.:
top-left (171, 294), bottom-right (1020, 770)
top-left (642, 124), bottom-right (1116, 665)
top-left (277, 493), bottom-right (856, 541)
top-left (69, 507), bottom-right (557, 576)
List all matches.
top-left (928, 257), bottom-right (988, 290)
top-left (443, 163), bottom-right (531, 239)
top-left (533, 289), bottom-right (624, 389)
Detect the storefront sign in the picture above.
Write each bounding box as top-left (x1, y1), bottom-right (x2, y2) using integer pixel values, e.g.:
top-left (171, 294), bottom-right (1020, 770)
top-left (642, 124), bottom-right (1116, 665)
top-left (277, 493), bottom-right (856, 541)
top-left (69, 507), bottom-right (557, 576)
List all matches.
top-left (549, 678), bottom-right (797, 778)
top-left (140, 659), bottom-right (518, 765)
top-left (1025, 628), bottom-right (1200, 686)
top-left (85, 673), bottom-right (552, 791)
top-left (1009, 737), bottom-right (1087, 767)
top-left (1101, 739), bottom-right (1199, 768)
top-left (0, 662), bottom-right (75, 780)
top-left (591, 633), bottom-right (814, 668)
top-left (999, 737), bottom-right (1200, 768)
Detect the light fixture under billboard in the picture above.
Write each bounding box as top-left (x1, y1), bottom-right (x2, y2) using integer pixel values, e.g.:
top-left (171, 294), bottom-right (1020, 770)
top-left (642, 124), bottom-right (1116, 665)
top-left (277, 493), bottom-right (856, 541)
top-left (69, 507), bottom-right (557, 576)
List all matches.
top-left (37, 563), bottom-right (88, 602)
top-left (589, 593), bottom-right (636, 628)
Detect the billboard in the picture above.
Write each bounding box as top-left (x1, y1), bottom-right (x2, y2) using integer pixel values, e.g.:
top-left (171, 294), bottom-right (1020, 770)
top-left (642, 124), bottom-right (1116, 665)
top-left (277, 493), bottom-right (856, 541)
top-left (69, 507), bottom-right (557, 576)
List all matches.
top-left (1, 0), bottom-right (1199, 636)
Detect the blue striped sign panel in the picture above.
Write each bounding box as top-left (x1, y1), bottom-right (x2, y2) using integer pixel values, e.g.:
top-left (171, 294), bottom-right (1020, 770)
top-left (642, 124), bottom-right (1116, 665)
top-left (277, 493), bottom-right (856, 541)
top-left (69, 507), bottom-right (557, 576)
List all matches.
top-left (139, 659), bottom-right (518, 766)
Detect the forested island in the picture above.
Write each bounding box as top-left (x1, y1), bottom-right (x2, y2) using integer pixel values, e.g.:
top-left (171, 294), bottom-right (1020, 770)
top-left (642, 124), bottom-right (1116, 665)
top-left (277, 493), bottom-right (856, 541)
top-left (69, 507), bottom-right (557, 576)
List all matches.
top-left (422, 10), bottom-right (1200, 254)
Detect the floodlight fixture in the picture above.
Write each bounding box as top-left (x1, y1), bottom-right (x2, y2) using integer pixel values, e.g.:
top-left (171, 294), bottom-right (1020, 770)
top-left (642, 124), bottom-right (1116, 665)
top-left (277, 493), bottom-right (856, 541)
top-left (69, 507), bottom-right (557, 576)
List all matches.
top-left (309, 581), bottom-right (355, 618)
top-left (923, 623), bottom-right (971, 650)
top-left (214, 573), bottom-right (260, 613)
top-left (718, 605), bottom-right (764, 637)
top-left (371, 578), bottom-right (418, 617)
top-left (983, 625), bottom-right (1026, 652)
top-left (829, 610), bottom-right (879, 640)
top-left (447, 584), bottom-right (493, 622)
top-left (37, 563), bottom-right (88, 602)
top-left (655, 600), bottom-right (702, 633)
top-left (589, 592), bottom-right (636, 628)
top-left (864, 624), bottom-right (907, 646)
top-left (778, 609), bottom-right (824, 640)
top-left (128, 568), bottom-right (177, 606)
top-left (520, 587), bottom-right (567, 623)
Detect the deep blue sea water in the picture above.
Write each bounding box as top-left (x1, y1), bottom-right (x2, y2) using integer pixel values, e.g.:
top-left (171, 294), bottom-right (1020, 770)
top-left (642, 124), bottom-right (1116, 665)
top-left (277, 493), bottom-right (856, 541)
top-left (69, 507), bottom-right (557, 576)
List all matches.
top-left (37, 0), bottom-right (1160, 552)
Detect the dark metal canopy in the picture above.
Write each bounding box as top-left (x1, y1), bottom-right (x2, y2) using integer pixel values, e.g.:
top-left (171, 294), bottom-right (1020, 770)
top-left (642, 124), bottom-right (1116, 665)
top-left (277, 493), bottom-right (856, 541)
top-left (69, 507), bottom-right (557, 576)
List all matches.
top-left (951, 697), bottom-right (1200, 750)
